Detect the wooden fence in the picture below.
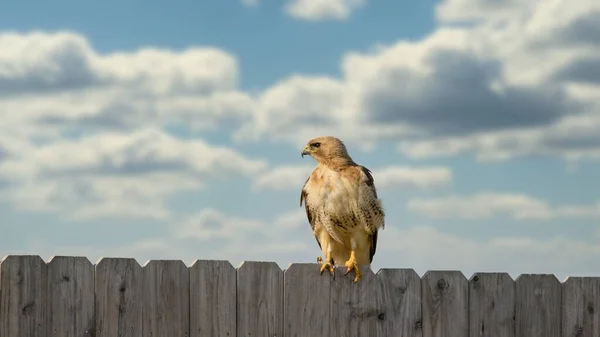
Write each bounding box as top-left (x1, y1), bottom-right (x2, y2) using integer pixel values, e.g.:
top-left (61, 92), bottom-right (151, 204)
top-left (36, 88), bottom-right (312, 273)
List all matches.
top-left (0, 255), bottom-right (598, 337)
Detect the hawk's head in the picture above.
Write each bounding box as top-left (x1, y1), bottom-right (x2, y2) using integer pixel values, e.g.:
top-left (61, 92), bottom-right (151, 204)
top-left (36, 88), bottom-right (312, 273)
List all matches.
top-left (301, 136), bottom-right (351, 163)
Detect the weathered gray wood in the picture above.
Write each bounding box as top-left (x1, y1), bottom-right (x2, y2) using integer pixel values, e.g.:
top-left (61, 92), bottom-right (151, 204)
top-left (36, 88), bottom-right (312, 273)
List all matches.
top-left (237, 261), bottom-right (283, 337)
top-left (421, 270), bottom-right (468, 337)
top-left (376, 268), bottom-right (422, 337)
top-left (47, 256), bottom-right (95, 337)
top-left (329, 265), bottom-right (379, 337)
top-left (3, 253), bottom-right (600, 336)
top-left (283, 263), bottom-right (332, 337)
top-left (469, 273), bottom-right (515, 337)
top-left (142, 260), bottom-right (190, 337)
top-left (95, 258), bottom-right (143, 337)
top-left (0, 255), bottom-right (48, 337)
top-left (190, 260), bottom-right (236, 337)
top-left (515, 274), bottom-right (561, 337)
top-left (562, 277), bottom-right (600, 337)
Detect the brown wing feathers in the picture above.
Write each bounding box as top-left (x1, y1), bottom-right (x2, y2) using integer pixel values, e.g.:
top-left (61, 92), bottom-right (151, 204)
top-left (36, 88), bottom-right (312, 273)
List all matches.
top-left (300, 177), bottom-right (322, 250)
top-left (359, 165), bottom-right (380, 263)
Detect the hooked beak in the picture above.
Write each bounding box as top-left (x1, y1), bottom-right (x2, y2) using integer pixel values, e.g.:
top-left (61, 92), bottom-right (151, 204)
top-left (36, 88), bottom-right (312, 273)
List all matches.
top-left (301, 145), bottom-right (311, 158)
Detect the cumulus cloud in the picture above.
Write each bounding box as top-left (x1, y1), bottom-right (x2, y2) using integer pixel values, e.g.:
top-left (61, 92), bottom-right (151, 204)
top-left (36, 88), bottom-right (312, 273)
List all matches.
top-left (0, 129), bottom-right (267, 219)
top-left (252, 164), bottom-right (313, 191)
top-left (0, 31), bottom-right (270, 220)
top-left (273, 209), bottom-right (307, 229)
top-left (170, 208), bottom-right (312, 262)
top-left (434, 0), bottom-right (537, 23)
top-left (374, 166), bottom-right (453, 189)
top-left (0, 31), bottom-right (253, 139)
top-left (174, 208), bottom-right (266, 240)
top-left (377, 225), bottom-right (600, 278)
top-left (398, 110), bottom-right (600, 162)
top-left (17, 218), bottom-right (600, 279)
top-left (252, 164), bottom-right (452, 191)
top-left (285, 0), bottom-right (366, 21)
top-left (239, 0), bottom-right (600, 163)
top-left (408, 192), bottom-right (600, 220)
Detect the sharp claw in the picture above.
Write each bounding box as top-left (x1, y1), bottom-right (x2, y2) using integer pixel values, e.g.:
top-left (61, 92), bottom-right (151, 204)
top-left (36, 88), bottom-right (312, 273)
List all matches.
top-left (317, 256), bottom-right (335, 277)
top-left (344, 253), bottom-right (362, 282)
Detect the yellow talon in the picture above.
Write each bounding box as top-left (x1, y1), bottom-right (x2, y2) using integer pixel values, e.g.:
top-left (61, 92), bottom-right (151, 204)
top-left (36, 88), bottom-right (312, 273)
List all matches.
top-left (317, 255), bottom-right (334, 276)
top-left (344, 251), bottom-right (361, 283)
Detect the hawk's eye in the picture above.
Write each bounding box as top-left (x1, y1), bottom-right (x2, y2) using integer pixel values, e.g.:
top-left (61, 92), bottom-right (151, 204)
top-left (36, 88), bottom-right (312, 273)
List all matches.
top-left (311, 142), bottom-right (321, 148)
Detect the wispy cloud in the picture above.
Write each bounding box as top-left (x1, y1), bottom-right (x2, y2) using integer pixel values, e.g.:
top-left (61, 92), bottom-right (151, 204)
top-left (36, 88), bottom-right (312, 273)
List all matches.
top-left (285, 0), bottom-right (366, 21)
top-left (408, 192), bottom-right (600, 220)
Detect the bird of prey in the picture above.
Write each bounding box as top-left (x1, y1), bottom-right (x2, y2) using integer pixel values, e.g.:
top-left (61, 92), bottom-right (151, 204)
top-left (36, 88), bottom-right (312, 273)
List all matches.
top-left (300, 136), bottom-right (384, 282)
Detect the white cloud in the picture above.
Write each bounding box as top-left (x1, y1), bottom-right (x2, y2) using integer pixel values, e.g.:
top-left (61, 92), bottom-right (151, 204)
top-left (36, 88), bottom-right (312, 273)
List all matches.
top-left (16, 220), bottom-right (600, 279)
top-left (408, 192), bottom-right (600, 220)
top-left (174, 208), bottom-right (266, 240)
top-left (285, 0), bottom-right (366, 21)
top-left (0, 31), bottom-right (254, 140)
top-left (239, 0), bottom-right (600, 163)
top-left (241, 0), bottom-right (260, 7)
top-left (0, 31), bottom-right (261, 222)
top-left (377, 225), bottom-right (600, 278)
top-left (435, 0), bottom-right (537, 23)
top-left (274, 209), bottom-right (307, 229)
top-left (252, 164), bottom-right (313, 191)
top-left (235, 75), bottom-right (357, 145)
top-left (170, 208), bottom-right (312, 262)
top-left (0, 129), bottom-right (267, 220)
top-left (374, 166), bottom-right (453, 189)
top-left (252, 164), bottom-right (453, 191)
top-left (398, 110), bottom-right (600, 162)
top-left (0, 34), bottom-right (262, 220)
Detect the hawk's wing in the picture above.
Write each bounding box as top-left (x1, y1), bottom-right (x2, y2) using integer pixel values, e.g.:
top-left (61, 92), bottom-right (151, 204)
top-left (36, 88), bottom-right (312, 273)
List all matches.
top-left (357, 166), bottom-right (383, 263)
top-left (300, 176), bottom-right (321, 250)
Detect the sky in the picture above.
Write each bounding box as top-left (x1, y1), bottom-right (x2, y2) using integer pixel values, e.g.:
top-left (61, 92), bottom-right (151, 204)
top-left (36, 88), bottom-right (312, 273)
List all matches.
top-left (1, 0), bottom-right (599, 281)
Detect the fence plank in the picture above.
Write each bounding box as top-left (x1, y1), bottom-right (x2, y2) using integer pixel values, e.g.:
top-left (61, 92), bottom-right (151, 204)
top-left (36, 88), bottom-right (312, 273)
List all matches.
top-left (190, 260), bottom-right (236, 337)
top-left (562, 277), bottom-right (600, 337)
top-left (237, 261), bottom-right (283, 337)
top-left (469, 272), bottom-right (515, 337)
top-left (95, 258), bottom-right (143, 337)
top-left (0, 255), bottom-right (48, 337)
top-left (142, 260), bottom-right (190, 337)
top-left (47, 256), bottom-right (95, 337)
top-left (515, 274), bottom-right (561, 337)
top-left (422, 270), bottom-right (468, 337)
top-left (4, 253), bottom-right (600, 336)
top-left (283, 263), bottom-right (332, 337)
top-left (376, 268), bottom-right (422, 337)
top-left (329, 265), bottom-right (379, 337)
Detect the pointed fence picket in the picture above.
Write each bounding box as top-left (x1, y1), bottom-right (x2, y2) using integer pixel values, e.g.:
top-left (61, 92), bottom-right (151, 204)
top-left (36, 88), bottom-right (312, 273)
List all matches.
top-left (0, 255), bottom-right (598, 337)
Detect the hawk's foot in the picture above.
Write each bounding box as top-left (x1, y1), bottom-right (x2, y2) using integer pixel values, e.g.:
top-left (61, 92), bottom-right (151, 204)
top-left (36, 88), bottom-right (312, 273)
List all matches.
top-left (344, 252), bottom-right (361, 283)
top-left (317, 256), bottom-right (334, 276)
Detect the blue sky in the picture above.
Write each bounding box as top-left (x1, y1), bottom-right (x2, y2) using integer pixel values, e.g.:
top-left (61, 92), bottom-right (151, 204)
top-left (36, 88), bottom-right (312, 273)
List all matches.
top-left (1, 0), bottom-right (599, 280)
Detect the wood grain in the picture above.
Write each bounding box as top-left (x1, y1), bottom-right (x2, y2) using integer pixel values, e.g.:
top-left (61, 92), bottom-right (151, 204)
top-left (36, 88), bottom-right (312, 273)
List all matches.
top-left (237, 261), bottom-right (283, 337)
top-left (142, 260), bottom-right (190, 337)
top-left (190, 259), bottom-right (237, 337)
top-left (328, 265), bottom-right (379, 337)
top-left (283, 263), bottom-right (332, 337)
top-left (562, 277), bottom-right (600, 337)
top-left (421, 270), bottom-right (468, 337)
top-left (0, 255), bottom-right (48, 337)
top-left (375, 268), bottom-right (422, 337)
top-left (515, 274), bottom-right (561, 337)
top-left (47, 256), bottom-right (95, 337)
top-left (95, 258), bottom-right (142, 337)
top-left (0, 254), bottom-right (599, 336)
top-left (469, 272), bottom-right (515, 337)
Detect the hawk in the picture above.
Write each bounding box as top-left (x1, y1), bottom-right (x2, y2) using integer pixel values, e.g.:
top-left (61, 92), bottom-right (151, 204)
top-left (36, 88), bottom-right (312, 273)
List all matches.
top-left (300, 136), bottom-right (385, 282)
